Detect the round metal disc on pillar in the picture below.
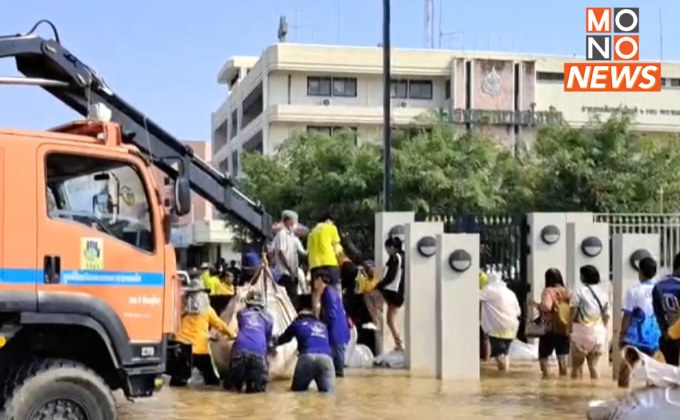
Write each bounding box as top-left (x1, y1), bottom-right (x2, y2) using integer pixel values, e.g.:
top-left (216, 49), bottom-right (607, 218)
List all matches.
top-left (540, 225), bottom-right (561, 245)
top-left (629, 249), bottom-right (652, 271)
top-left (448, 249), bottom-right (472, 272)
top-left (581, 236), bottom-right (603, 257)
top-left (389, 224), bottom-right (405, 242)
top-left (417, 236), bottom-right (437, 257)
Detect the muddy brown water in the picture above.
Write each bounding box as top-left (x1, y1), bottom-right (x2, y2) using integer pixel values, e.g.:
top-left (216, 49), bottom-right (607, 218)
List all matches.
top-left (117, 361), bottom-right (625, 419)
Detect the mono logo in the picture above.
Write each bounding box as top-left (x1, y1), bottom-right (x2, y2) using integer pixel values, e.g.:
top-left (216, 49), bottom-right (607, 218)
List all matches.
top-left (564, 7), bottom-right (661, 92)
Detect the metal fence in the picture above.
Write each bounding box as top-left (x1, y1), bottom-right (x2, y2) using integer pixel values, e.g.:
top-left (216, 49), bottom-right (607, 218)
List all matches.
top-left (427, 213), bottom-right (530, 339)
top-left (593, 213), bottom-right (680, 274)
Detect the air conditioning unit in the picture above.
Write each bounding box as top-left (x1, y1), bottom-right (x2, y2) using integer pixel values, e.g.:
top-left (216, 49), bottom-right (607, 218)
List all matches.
top-left (399, 101), bottom-right (408, 108)
top-left (321, 98), bottom-right (332, 106)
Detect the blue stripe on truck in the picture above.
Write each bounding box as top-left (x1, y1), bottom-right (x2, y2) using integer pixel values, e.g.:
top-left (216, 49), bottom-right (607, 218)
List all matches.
top-left (0, 268), bottom-right (165, 287)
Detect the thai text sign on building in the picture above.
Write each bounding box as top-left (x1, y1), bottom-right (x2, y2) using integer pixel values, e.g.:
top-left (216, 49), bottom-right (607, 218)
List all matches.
top-left (564, 7), bottom-right (661, 92)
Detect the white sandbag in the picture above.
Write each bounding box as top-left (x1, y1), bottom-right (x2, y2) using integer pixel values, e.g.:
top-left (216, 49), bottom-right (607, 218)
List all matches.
top-left (344, 326), bottom-right (358, 366)
top-left (508, 339), bottom-right (539, 361)
top-left (374, 350), bottom-right (405, 368)
top-left (347, 344), bottom-right (374, 368)
top-left (211, 265), bottom-right (299, 380)
top-left (586, 347), bottom-right (680, 419)
top-left (587, 388), bottom-right (680, 419)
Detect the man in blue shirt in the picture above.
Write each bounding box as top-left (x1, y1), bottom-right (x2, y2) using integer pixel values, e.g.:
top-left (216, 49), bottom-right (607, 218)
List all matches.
top-left (275, 294), bottom-right (336, 392)
top-left (652, 253), bottom-right (680, 366)
top-left (618, 256), bottom-right (661, 387)
top-left (313, 269), bottom-right (351, 377)
top-left (224, 290), bottom-right (274, 393)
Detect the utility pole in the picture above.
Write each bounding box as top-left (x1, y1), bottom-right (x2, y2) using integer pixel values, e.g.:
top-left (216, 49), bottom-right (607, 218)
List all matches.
top-left (382, 0), bottom-right (392, 211)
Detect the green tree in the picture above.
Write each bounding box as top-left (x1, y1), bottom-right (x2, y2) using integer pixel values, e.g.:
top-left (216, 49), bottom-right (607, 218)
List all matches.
top-left (530, 115), bottom-right (680, 213)
top-left (233, 114), bottom-right (680, 254)
top-left (238, 124), bottom-right (521, 252)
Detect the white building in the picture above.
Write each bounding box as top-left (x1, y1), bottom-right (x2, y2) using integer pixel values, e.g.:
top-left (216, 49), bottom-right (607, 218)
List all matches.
top-left (211, 43), bottom-right (680, 176)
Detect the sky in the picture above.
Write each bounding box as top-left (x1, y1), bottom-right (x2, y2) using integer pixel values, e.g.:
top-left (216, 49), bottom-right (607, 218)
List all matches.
top-left (1, 0), bottom-right (679, 142)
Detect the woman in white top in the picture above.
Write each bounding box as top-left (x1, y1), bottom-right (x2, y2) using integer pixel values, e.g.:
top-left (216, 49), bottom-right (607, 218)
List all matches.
top-left (569, 265), bottom-right (611, 380)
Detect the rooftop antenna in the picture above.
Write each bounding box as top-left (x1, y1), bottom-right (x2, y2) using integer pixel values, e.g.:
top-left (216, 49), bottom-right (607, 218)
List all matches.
top-left (424, 0), bottom-right (435, 48)
top-left (337, 0), bottom-right (342, 43)
top-left (659, 7), bottom-right (664, 61)
top-left (290, 9), bottom-right (317, 43)
top-left (437, 0), bottom-right (464, 50)
top-left (277, 16), bottom-right (288, 43)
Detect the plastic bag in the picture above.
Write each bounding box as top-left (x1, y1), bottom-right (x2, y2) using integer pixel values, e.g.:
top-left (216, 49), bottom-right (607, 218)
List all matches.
top-left (347, 345), bottom-right (374, 368)
top-left (586, 347), bottom-right (680, 419)
top-left (508, 339), bottom-right (539, 361)
top-left (345, 326), bottom-right (358, 365)
top-left (587, 388), bottom-right (680, 419)
top-left (374, 350), bottom-right (405, 368)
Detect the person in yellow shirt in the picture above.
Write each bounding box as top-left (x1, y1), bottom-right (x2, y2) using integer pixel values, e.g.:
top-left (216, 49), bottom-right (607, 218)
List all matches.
top-left (479, 270), bottom-right (491, 362)
top-left (479, 271), bottom-right (489, 290)
top-left (208, 271), bottom-right (235, 316)
top-left (171, 279), bottom-right (236, 387)
top-left (307, 213), bottom-right (343, 288)
top-left (200, 262), bottom-right (211, 287)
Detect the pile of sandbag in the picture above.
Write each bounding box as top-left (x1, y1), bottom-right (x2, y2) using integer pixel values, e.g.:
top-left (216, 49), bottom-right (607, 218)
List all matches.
top-left (508, 339), bottom-right (539, 360)
top-left (211, 265), bottom-right (299, 380)
top-left (344, 326), bottom-right (374, 368)
top-left (587, 347), bottom-right (680, 419)
top-left (374, 351), bottom-right (405, 368)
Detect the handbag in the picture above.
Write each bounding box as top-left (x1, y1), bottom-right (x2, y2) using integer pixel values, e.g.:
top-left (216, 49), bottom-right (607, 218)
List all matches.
top-left (526, 315), bottom-right (547, 338)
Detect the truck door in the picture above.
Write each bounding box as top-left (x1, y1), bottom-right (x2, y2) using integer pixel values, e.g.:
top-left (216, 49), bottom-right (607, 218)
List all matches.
top-left (36, 144), bottom-right (165, 343)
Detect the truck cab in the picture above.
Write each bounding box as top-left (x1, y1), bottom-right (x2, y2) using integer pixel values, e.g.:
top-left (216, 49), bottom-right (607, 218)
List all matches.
top-left (0, 23), bottom-right (271, 419)
top-left (0, 120), bottom-right (188, 418)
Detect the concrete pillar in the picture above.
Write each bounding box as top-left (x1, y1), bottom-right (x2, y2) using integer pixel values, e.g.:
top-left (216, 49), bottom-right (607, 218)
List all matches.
top-left (566, 222), bottom-right (609, 290)
top-left (404, 221), bottom-right (444, 376)
top-left (374, 211), bottom-right (415, 355)
top-left (435, 233), bottom-right (480, 381)
top-left (566, 221), bottom-right (610, 372)
top-left (527, 213), bottom-right (568, 308)
top-left (611, 233), bottom-right (660, 379)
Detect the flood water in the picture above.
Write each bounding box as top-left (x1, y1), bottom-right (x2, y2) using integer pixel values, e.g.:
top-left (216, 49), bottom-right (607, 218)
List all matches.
top-left (118, 361), bottom-right (624, 419)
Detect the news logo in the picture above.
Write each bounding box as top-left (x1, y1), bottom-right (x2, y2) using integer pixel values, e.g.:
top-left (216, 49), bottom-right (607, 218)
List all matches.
top-left (564, 7), bottom-right (661, 92)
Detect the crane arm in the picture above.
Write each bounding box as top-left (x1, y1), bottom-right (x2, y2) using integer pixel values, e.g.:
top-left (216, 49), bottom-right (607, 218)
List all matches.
top-left (0, 30), bottom-right (273, 239)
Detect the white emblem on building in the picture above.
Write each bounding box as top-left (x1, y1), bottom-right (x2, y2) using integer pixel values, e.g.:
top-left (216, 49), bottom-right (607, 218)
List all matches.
top-left (481, 66), bottom-right (502, 97)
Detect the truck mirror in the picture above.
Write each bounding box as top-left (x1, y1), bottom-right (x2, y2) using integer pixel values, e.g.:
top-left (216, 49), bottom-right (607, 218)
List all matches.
top-left (174, 177), bottom-right (191, 216)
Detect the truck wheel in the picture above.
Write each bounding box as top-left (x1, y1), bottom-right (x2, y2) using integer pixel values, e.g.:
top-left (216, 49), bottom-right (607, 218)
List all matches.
top-left (0, 358), bottom-right (116, 420)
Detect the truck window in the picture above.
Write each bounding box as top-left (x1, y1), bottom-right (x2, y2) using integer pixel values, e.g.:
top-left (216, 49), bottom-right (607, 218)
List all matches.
top-left (45, 153), bottom-right (155, 253)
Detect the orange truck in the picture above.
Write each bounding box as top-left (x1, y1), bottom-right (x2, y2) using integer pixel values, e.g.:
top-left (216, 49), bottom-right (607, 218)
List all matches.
top-left (0, 21), bottom-right (273, 419)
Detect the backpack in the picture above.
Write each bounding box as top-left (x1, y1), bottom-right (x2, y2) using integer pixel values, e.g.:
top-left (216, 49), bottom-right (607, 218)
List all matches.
top-left (552, 297), bottom-right (571, 335)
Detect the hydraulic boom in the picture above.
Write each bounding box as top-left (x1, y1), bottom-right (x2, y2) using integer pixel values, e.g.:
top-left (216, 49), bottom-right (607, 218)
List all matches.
top-left (0, 24), bottom-right (273, 239)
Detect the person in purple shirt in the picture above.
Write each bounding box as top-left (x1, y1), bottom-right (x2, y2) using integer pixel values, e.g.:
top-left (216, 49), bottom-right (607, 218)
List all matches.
top-left (224, 290), bottom-right (274, 393)
top-left (652, 253), bottom-right (680, 366)
top-left (313, 269), bottom-right (351, 377)
top-left (275, 294), bottom-right (336, 392)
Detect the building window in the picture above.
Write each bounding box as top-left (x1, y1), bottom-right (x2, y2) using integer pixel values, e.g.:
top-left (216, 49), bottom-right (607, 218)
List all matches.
top-left (231, 152), bottom-right (239, 176)
top-left (409, 80), bottom-right (433, 99)
top-left (164, 177), bottom-right (171, 186)
top-left (536, 72), bottom-right (564, 82)
top-left (307, 76), bottom-right (332, 96)
top-left (445, 79), bottom-right (451, 100)
top-left (332, 77), bottom-right (358, 97)
top-left (671, 78), bottom-right (680, 88)
top-left (307, 126), bottom-right (357, 140)
top-left (391, 80), bottom-right (408, 98)
top-left (307, 126), bottom-right (333, 136)
top-left (230, 109), bottom-right (238, 139)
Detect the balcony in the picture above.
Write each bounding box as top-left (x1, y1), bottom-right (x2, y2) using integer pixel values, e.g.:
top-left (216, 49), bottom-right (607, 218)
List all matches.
top-left (267, 104), bottom-right (432, 126)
